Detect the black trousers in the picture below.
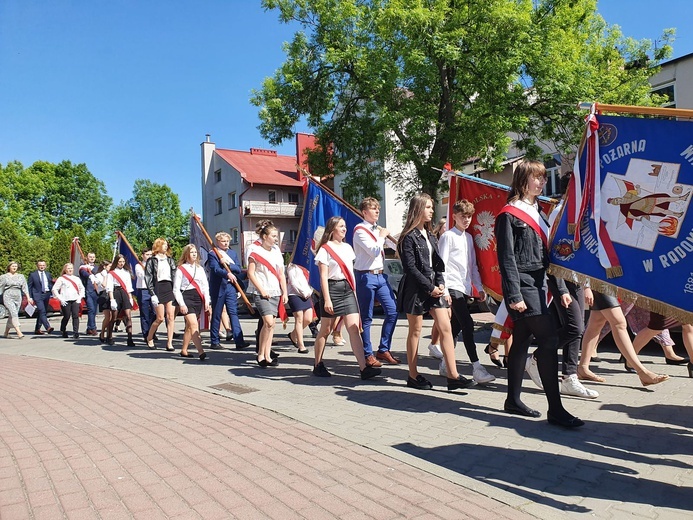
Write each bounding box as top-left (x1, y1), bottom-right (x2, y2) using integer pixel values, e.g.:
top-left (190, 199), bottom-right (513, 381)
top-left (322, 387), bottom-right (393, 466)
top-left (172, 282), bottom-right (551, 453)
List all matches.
top-left (60, 300), bottom-right (80, 334)
top-left (548, 283), bottom-right (584, 376)
top-left (449, 289), bottom-right (478, 363)
top-left (506, 314), bottom-right (564, 414)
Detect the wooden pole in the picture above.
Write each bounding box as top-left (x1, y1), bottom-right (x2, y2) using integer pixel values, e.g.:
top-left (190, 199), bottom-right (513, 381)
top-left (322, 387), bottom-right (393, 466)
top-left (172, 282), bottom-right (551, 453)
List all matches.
top-left (578, 102), bottom-right (693, 119)
top-left (115, 231), bottom-right (144, 267)
top-left (192, 215), bottom-right (255, 315)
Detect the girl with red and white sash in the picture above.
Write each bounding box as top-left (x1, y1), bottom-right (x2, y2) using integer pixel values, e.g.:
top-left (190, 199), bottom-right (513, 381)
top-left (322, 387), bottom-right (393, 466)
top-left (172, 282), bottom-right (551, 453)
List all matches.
top-left (247, 222), bottom-right (288, 368)
top-left (496, 160), bottom-right (582, 428)
top-left (51, 263), bottom-right (85, 339)
top-left (105, 254), bottom-right (135, 347)
top-left (312, 216), bottom-right (381, 380)
top-left (173, 244), bottom-right (211, 360)
top-left (286, 262), bottom-right (314, 354)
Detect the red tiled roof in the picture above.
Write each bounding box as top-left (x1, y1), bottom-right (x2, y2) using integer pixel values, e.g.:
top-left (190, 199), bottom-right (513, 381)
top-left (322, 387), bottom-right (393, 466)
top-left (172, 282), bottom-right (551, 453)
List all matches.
top-left (215, 148), bottom-right (304, 187)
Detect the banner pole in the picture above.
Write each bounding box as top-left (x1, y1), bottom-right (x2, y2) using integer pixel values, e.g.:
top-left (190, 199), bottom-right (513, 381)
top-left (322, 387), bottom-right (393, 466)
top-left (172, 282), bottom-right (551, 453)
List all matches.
top-left (192, 215), bottom-right (255, 315)
top-left (115, 231), bottom-right (144, 267)
top-left (578, 102), bottom-right (693, 119)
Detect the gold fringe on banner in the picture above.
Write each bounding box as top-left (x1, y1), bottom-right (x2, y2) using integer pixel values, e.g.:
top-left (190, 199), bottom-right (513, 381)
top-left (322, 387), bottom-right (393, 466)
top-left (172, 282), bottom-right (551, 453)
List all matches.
top-left (605, 266), bottom-right (623, 279)
top-left (548, 264), bottom-right (693, 325)
top-left (483, 285), bottom-right (503, 303)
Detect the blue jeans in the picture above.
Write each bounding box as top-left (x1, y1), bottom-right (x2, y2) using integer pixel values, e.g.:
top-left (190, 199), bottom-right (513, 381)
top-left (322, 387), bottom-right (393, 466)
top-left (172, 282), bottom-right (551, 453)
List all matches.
top-left (355, 271), bottom-right (398, 356)
top-left (210, 288), bottom-right (244, 346)
top-left (33, 292), bottom-right (52, 331)
top-left (85, 290), bottom-right (99, 331)
top-left (135, 289), bottom-right (156, 339)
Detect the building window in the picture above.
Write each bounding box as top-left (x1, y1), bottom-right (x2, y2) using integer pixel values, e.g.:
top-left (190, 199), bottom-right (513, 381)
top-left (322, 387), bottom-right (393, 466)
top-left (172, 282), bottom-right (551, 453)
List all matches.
top-left (289, 229), bottom-right (298, 243)
top-left (543, 158), bottom-right (561, 198)
top-left (228, 192), bottom-right (237, 209)
top-left (268, 190), bottom-right (277, 204)
top-left (214, 169), bottom-right (222, 183)
top-left (231, 228), bottom-right (239, 244)
top-left (652, 83), bottom-right (675, 108)
top-left (288, 192), bottom-right (300, 205)
top-left (214, 198), bottom-right (222, 215)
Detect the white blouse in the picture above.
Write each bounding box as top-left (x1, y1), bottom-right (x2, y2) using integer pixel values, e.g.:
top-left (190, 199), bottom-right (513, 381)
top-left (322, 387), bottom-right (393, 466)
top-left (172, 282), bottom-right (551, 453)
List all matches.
top-left (314, 241), bottom-right (356, 281)
top-left (52, 275), bottom-right (85, 302)
top-left (173, 263), bottom-right (211, 306)
top-left (247, 247), bottom-right (284, 297)
top-left (106, 268), bottom-right (134, 294)
top-left (286, 263), bottom-right (313, 299)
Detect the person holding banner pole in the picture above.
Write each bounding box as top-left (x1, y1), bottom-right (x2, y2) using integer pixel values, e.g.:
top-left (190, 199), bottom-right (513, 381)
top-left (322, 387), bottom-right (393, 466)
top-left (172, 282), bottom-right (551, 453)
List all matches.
top-left (145, 238), bottom-right (177, 351)
top-left (246, 222), bottom-right (288, 367)
top-left (78, 252), bottom-right (99, 336)
top-left (353, 197), bottom-right (399, 367)
top-left (173, 244), bottom-right (210, 360)
top-left (396, 194), bottom-right (473, 392)
top-left (496, 160), bottom-right (583, 427)
top-left (52, 263), bottom-right (85, 339)
top-left (312, 217), bottom-right (382, 380)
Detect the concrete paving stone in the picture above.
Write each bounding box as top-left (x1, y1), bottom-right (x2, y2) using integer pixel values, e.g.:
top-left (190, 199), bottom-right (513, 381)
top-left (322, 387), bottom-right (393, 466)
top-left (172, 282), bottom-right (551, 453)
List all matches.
top-left (0, 486), bottom-right (29, 505)
top-left (57, 490), bottom-right (92, 511)
top-left (30, 503), bottom-right (65, 520)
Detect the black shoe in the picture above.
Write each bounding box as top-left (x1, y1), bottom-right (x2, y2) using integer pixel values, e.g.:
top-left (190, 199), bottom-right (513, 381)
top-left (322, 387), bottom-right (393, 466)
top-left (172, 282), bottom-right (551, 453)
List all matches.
top-left (73, 333), bottom-right (80, 339)
top-left (484, 344), bottom-right (503, 368)
top-left (447, 375), bottom-right (474, 392)
top-left (270, 349), bottom-right (279, 359)
top-left (313, 362), bottom-right (331, 377)
top-left (225, 332), bottom-right (233, 343)
top-left (406, 375), bottom-right (433, 390)
top-left (269, 357), bottom-right (279, 366)
top-left (547, 413), bottom-right (585, 428)
top-left (179, 352), bottom-right (194, 358)
top-left (61, 331), bottom-right (68, 338)
top-left (210, 343), bottom-right (223, 350)
top-left (235, 341), bottom-right (250, 351)
top-left (619, 354), bottom-right (636, 373)
top-left (126, 338), bottom-right (136, 347)
top-left (308, 323), bottom-right (319, 338)
top-left (199, 352), bottom-right (207, 361)
top-left (360, 365), bottom-right (382, 380)
top-left (107, 338), bottom-right (115, 346)
top-left (257, 358), bottom-right (271, 368)
top-left (665, 357), bottom-right (689, 365)
top-left (504, 400), bottom-right (541, 418)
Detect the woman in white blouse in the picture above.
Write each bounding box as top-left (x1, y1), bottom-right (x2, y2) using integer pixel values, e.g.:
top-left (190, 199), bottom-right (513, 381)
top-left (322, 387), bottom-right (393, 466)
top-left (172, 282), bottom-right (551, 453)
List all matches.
top-left (312, 216), bottom-right (381, 381)
top-left (173, 244), bottom-right (211, 360)
top-left (52, 263), bottom-right (86, 339)
top-left (105, 254), bottom-right (135, 347)
top-left (286, 263), bottom-right (314, 354)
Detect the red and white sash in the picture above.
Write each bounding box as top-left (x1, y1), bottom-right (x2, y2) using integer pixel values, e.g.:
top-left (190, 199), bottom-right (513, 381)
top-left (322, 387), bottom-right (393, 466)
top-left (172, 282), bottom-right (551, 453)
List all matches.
top-left (109, 271), bottom-right (129, 292)
top-left (249, 251), bottom-right (288, 322)
top-left (179, 265), bottom-right (204, 303)
top-left (60, 276), bottom-right (80, 294)
top-left (321, 244), bottom-right (356, 292)
top-left (498, 201), bottom-right (549, 249)
top-left (354, 223), bottom-right (384, 260)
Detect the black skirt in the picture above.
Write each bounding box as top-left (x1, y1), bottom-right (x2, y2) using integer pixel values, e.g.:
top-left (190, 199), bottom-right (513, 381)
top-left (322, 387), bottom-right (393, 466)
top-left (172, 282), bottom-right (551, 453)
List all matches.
top-left (591, 291), bottom-right (619, 311)
top-left (182, 289), bottom-right (203, 316)
top-left (97, 291), bottom-right (110, 312)
top-left (288, 294), bottom-right (313, 313)
top-left (113, 286), bottom-right (132, 311)
top-left (321, 279), bottom-right (358, 317)
top-left (396, 273), bottom-right (446, 316)
top-left (154, 280), bottom-right (175, 304)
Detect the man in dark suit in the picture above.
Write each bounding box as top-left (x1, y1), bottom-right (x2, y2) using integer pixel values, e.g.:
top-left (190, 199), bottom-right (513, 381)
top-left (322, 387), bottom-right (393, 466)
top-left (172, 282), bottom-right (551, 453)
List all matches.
top-left (207, 231), bottom-right (247, 350)
top-left (28, 260), bottom-right (54, 335)
top-left (78, 252), bottom-right (99, 335)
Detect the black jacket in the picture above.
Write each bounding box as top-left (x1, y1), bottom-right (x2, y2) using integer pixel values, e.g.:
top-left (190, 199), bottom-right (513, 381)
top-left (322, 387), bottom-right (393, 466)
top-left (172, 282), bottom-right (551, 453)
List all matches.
top-left (398, 228), bottom-right (445, 295)
top-left (144, 256), bottom-right (177, 295)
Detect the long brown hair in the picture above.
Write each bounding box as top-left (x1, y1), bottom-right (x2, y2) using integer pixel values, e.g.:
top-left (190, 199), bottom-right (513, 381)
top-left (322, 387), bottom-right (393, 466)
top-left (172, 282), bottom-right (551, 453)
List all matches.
top-left (507, 160), bottom-right (546, 203)
top-left (316, 217), bottom-right (344, 252)
top-left (397, 193), bottom-right (433, 257)
top-left (178, 244), bottom-right (200, 267)
top-left (110, 254), bottom-right (131, 273)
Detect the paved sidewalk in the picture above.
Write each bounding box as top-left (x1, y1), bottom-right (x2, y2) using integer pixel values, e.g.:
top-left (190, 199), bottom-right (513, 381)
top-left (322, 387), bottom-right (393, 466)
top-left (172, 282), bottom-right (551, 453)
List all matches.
top-left (1, 313), bottom-right (692, 519)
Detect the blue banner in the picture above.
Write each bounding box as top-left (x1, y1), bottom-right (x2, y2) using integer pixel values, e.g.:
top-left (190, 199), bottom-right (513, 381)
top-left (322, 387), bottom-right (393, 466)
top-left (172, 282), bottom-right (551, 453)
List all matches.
top-left (115, 232), bottom-right (141, 277)
top-left (550, 114), bottom-right (693, 322)
top-left (290, 179), bottom-right (363, 292)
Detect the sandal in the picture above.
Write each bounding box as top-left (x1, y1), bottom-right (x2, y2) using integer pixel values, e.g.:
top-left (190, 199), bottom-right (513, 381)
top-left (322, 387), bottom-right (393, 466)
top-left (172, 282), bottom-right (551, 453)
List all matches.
top-left (577, 366), bottom-right (606, 383)
top-left (484, 344), bottom-right (503, 368)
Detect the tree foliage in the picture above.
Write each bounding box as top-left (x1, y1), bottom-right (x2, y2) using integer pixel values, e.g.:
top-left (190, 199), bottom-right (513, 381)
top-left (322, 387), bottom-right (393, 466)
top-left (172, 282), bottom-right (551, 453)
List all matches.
top-left (252, 0), bottom-right (673, 200)
top-left (0, 160), bottom-right (112, 238)
top-left (110, 180), bottom-right (188, 256)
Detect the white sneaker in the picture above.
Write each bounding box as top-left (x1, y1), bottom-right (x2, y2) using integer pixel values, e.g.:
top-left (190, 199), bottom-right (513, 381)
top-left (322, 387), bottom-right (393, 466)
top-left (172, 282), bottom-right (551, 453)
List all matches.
top-left (439, 358), bottom-right (447, 377)
top-left (525, 354), bottom-right (544, 390)
top-left (473, 364), bottom-right (496, 384)
top-left (428, 344), bottom-right (444, 359)
top-left (561, 374), bottom-right (599, 399)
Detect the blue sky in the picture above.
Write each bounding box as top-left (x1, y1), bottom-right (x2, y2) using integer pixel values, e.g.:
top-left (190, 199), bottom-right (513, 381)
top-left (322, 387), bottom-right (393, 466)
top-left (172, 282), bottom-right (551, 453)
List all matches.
top-left (1, 0), bottom-right (691, 215)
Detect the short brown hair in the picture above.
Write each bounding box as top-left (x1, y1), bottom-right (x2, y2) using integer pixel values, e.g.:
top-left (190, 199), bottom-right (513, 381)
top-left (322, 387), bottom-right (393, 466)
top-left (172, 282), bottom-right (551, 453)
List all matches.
top-left (359, 197), bottom-right (380, 211)
top-left (452, 199), bottom-right (474, 216)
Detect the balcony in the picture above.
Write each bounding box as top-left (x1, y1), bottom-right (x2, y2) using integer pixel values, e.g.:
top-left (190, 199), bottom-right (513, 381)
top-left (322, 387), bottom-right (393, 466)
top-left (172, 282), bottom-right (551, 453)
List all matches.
top-left (243, 202), bottom-right (303, 217)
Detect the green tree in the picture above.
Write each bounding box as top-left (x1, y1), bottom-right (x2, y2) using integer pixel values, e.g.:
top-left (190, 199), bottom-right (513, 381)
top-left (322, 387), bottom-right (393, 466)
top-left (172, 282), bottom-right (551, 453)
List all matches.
top-left (110, 180), bottom-right (188, 256)
top-left (0, 160), bottom-right (112, 238)
top-left (252, 0), bottom-right (673, 199)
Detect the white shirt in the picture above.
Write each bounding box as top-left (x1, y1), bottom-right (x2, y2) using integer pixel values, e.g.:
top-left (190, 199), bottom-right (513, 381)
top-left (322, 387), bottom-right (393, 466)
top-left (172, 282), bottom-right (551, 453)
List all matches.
top-left (353, 221), bottom-right (385, 271)
top-left (106, 268), bottom-right (134, 294)
top-left (286, 263), bottom-right (313, 299)
top-left (52, 275), bottom-right (85, 303)
top-left (135, 263), bottom-right (147, 289)
top-left (314, 241), bottom-right (356, 281)
top-left (438, 226), bottom-right (483, 297)
top-left (155, 254), bottom-right (172, 282)
top-left (173, 263), bottom-right (211, 306)
top-left (247, 246), bottom-right (285, 297)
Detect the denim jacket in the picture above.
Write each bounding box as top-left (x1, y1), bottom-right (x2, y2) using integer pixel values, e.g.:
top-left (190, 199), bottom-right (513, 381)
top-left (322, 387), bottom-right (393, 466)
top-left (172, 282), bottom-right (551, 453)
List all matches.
top-left (399, 228), bottom-right (445, 294)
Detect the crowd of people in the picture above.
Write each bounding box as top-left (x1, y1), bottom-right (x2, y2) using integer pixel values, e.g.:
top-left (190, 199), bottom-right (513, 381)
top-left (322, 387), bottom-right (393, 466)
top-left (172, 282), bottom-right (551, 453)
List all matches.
top-left (2, 160), bottom-right (691, 429)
